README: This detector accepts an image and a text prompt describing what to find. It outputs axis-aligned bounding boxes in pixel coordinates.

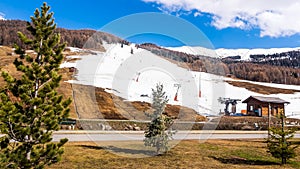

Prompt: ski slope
[165,46,219,58]
[61,44,300,118]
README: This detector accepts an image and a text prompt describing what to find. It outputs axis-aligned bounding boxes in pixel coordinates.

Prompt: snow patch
[66,47,84,53]
[165,46,219,58]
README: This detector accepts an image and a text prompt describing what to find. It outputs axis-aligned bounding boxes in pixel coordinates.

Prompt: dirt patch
[70,84,206,122]
[131,101,206,122]
[226,80,300,95]
[92,88,205,121]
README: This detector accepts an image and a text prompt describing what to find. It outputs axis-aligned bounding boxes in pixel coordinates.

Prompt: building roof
[242,96,290,104]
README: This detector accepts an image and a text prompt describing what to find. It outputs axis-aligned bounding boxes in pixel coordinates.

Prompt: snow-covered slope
[61,43,300,118]
[166,46,300,60]
[216,47,300,60]
[165,46,219,58]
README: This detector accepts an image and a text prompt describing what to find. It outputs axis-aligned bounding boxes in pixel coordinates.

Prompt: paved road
[52,130,300,142]
[2,131,299,142]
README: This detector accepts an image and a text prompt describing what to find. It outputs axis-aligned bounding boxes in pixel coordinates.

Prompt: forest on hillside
[226,63,300,85]
[0,20,123,49]
[0,20,95,47]
[140,43,300,85]
[139,43,229,75]
[222,51,300,85]
[250,51,300,68]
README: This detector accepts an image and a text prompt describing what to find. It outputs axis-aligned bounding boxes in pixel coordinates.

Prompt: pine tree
[130,47,133,54]
[267,114,298,164]
[144,84,174,154]
[0,3,71,168]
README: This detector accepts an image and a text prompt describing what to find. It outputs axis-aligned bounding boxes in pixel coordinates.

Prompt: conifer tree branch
[7,119,17,141]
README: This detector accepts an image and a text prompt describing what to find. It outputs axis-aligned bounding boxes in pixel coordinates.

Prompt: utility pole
[199,67,201,98]
[174,84,181,101]
[281,113,286,164]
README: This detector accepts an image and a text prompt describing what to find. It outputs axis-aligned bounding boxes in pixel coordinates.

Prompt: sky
[1,0,300,49]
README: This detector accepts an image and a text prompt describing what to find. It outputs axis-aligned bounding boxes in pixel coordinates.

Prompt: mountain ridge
[166,45,300,60]
[0,19,124,49]
[1,19,300,85]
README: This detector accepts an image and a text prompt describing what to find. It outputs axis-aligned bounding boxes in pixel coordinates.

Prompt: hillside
[225,62,300,85]
[168,45,300,62]
[60,43,300,118]
[0,46,205,121]
[166,45,300,85]
[1,42,300,121]
[0,20,124,49]
[1,20,300,120]
[139,43,229,75]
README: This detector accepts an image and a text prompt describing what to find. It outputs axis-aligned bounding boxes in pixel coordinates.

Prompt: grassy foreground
[48,139,300,169]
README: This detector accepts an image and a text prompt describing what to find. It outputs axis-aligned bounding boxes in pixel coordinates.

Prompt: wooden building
[242,96,290,117]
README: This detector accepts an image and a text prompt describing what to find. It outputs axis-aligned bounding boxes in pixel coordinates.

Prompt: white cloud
[193,12,202,17]
[0,12,6,20]
[143,0,300,37]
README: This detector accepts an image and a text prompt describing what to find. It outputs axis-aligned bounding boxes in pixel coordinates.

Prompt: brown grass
[92,88,205,121]
[131,101,206,122]
[48,139,300,169]
[0,46,78,118]
[226,80,300,95]
[0,46,20,86]
[57,68,77,118]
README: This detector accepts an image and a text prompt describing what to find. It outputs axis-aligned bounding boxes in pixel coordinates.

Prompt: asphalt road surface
[52,130,300,142]
[2,131,299,142]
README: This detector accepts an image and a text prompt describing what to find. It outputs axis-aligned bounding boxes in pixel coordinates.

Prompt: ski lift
[174,84,181,101]
[136,72,141,82]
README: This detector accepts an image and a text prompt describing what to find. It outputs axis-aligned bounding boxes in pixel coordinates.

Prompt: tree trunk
[282,157,287,164]
[26,136,33,161]
[27,39,43,161]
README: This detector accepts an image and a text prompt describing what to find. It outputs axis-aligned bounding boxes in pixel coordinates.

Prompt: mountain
[165,45,300,85]
[1,21,300,120]
[167,45,300,61]
[1,20,300,85]
[60,43,300,119]
[165,46,218,58]
[0,45,205,122]
[216,47,300,61]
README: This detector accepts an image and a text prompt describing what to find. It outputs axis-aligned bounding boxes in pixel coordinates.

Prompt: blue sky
[1,0,300,49]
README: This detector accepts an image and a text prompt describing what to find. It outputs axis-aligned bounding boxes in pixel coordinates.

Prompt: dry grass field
[48,139,300,169]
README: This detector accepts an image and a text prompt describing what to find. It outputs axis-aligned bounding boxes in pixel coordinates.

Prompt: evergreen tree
[144,84,174,154]
[267,114,298,164]
[0,3,71,168]
[130,47,133,54]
